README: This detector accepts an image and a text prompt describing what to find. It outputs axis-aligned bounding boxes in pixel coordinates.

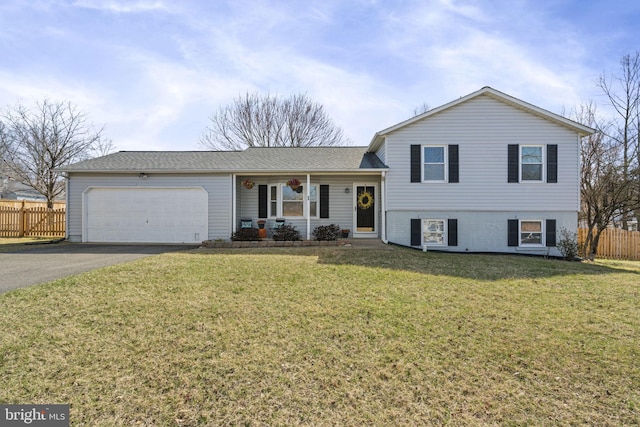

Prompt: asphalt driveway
[0,243,198,293]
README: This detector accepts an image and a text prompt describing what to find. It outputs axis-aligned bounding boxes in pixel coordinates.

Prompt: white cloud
[0,0,629,152]
[72,0,168,13]
[0,70,103,112]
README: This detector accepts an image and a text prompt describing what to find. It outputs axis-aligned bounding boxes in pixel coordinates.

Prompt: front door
[353,184,377,237]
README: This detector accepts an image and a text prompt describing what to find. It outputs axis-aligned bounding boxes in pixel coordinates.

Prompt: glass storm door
[354,184,376,235]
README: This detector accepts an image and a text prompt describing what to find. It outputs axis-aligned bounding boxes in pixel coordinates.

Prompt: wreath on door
[357,190,374,210]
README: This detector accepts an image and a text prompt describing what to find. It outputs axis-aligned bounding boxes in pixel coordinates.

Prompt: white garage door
[85,187,208,243]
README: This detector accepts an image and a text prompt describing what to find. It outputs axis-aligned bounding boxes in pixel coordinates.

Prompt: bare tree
[412,102,431,116]
[0,120,7,168]
[200,92,350,150]
[0,121,12,197]
[89,137,117,158]
[0,99,105,208]
[597,52,640,229]
[575,102,640,258]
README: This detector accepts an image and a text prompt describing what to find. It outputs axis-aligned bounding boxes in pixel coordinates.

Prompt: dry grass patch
[1,246,639,426]
[0,237,63,252]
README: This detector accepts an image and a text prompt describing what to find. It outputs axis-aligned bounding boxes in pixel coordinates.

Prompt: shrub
[557,227,579,260]
[231,228,260,241]
[313,224,341,241]
[272,224,301,241]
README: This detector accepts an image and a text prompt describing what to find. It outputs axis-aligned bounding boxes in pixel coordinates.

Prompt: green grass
[1,246,639,426]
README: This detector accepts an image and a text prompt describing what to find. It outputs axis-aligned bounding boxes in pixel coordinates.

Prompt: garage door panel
[85,187,208,243]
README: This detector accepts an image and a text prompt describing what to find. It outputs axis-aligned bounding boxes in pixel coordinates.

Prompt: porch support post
[381,171,387,244]
[231,174,237,234]
[64,173,70,240]
[306,173,311,240]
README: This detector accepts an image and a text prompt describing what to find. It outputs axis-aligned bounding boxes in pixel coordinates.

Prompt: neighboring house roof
[57,146,388,173]
[368,86,597,152]
[0,176,49,201]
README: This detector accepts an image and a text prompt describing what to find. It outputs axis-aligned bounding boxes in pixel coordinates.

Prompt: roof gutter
[57,168,389,174]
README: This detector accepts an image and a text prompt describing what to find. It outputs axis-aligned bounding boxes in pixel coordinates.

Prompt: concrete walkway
[201,238,393,249]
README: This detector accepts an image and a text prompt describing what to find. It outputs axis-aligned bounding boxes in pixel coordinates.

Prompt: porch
[232,173,386,241]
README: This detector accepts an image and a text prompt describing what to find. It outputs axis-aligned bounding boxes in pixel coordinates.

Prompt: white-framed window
[423,219,446,246]
[423,145,447,182]
[269,184,318,218]
[520,220,543,246]
[269,185,277,217]
[521,145,544,181]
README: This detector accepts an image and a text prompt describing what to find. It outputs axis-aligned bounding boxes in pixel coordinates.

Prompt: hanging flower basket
[357,190,374,210]
[286,178,301,190]
[242,179,255,189]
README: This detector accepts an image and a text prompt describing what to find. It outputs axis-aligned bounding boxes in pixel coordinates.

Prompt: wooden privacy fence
[0,206,66,238]
[0,199,66,210]
[578,228,640,261]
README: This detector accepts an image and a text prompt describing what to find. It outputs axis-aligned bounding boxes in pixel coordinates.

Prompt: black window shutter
[320,185,330,218]
[448,145,459,183]
[508,144,519,183]
[411,219,422,246]
[410,145,421,183]
[546,219,556,247]
[258,185,267,218]
[448,219,458,246]
[508,219,519,246]
[547,144,558,183]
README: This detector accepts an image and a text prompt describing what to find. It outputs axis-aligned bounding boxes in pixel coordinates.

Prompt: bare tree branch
[1,99,106,208]
[89,137,117,158]
[574,101,640,258]
[412,102,431,116]
[597,51,640,229]
[200,92,350,150]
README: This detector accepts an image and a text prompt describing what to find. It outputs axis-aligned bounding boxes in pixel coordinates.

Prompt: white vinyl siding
[387,210,574,257]
[374,144,386,164]
[384,94,580,212]
[66,173,231,242]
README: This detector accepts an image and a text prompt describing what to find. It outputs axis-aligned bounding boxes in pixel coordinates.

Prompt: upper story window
[411,144,458,183]
[423,145,447,182]
[521,146,544,181]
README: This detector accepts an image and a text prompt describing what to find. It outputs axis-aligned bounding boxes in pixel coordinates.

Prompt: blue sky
[1,0,638,151]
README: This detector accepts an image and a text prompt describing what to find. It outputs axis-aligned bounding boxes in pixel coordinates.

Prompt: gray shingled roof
[57,146,388,173]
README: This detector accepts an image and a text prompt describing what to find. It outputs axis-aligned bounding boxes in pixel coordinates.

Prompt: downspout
[306,173,311,240]
[381,170,388,244]
[576,134,581,222]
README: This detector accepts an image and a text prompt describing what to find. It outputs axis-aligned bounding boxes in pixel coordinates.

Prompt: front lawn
[0,247,638,426]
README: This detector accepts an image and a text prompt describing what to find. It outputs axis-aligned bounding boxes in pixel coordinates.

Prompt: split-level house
[58,87,594,256]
